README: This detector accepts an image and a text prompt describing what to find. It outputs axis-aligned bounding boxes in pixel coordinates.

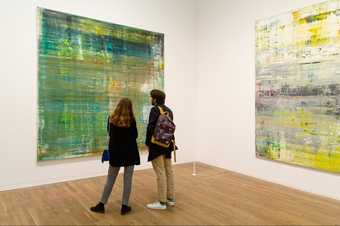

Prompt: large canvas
[38,8,164,161]
[256,0,340,173]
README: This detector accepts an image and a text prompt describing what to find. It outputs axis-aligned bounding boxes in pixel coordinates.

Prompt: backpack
[151,106,176,148]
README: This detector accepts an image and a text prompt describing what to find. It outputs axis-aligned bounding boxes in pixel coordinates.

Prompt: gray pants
[100,165,134,206]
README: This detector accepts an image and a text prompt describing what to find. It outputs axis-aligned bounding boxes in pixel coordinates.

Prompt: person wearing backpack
[90,98,140,215]
[145,89,176,210]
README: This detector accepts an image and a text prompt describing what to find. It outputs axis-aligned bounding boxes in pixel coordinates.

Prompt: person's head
[110,98,135,127]
[150,89,166,106]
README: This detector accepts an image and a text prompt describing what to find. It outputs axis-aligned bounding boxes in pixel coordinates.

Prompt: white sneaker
[166,199,176,206]
[146,201,167,210]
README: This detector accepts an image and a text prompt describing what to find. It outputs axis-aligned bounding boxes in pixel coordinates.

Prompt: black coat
[145,105,175,161]
[108,119,140,167]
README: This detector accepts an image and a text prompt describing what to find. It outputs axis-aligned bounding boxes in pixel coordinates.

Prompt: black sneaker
[90,202,105,213]
[120,205,131,215]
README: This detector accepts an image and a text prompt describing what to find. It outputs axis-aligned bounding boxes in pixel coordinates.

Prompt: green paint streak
[38,8,164,161]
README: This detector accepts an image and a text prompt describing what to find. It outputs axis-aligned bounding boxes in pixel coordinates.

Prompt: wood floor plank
[1,162,340,225]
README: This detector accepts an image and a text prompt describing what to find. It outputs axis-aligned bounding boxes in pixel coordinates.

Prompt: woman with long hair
[90,98,140,215]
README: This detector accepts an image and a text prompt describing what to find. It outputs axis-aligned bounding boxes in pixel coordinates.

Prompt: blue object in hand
[101,149,110,163]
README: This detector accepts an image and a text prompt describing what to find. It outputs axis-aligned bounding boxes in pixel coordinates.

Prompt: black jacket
[145,105,175,161]
[108,119,140,167]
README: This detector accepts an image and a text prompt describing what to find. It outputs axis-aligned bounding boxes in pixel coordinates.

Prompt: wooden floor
[1,162,340,225]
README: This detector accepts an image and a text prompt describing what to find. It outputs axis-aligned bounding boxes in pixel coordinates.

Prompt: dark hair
[150,89,166,105]
[109,98,135,128]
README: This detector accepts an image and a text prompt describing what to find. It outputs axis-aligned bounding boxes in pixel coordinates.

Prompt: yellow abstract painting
[256,0,340,173]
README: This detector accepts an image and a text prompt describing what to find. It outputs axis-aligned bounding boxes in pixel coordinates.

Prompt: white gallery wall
[196,0,340,200]
[1,0,340,202]
[0,0,197,191]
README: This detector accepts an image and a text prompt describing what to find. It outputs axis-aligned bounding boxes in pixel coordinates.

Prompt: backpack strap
[157,106,168,116]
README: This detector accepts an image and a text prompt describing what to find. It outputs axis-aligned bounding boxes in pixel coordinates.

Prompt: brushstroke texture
[38,8,164,161]
[256,0,340,173]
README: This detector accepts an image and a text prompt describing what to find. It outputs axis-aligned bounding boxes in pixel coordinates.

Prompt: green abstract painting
[256,0,340,173]
[37,8,164,161]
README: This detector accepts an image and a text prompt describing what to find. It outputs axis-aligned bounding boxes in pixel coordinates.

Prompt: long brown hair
[109,98,135,128]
